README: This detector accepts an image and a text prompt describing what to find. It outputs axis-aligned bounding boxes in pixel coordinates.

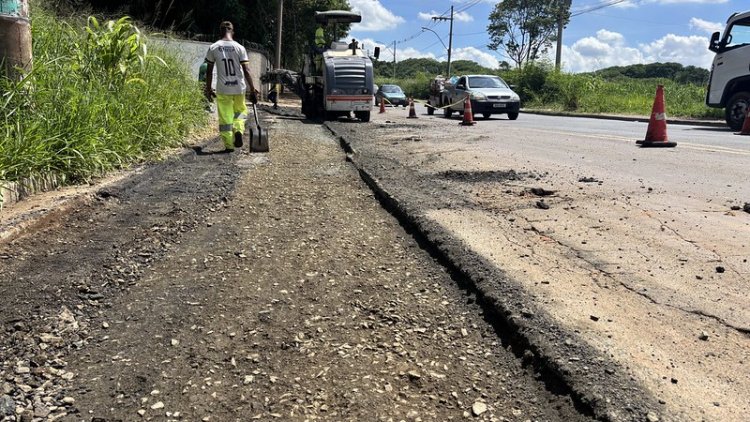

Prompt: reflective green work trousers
[216,94,247,150]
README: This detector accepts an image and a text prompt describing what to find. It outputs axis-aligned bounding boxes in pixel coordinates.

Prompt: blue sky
[346,0,742,72]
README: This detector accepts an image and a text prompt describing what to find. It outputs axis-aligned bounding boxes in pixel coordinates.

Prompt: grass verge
[377,66,723,120]
[0,8,207,205]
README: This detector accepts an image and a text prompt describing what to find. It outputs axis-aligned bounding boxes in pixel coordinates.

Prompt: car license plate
[493,103,506,108]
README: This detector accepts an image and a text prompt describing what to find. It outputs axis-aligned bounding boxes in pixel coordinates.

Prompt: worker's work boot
[234,131,243,148]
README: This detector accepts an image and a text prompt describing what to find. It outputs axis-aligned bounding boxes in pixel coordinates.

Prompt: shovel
[249,103,269,153]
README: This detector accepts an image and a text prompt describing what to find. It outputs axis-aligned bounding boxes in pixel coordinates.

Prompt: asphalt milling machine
[263,11,379,122]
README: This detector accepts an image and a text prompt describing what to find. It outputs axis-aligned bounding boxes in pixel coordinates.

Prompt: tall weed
[379,63,722,119]
[0,9,206,190]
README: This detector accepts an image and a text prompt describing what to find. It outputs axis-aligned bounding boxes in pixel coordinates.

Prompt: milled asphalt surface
[0,100,744,420]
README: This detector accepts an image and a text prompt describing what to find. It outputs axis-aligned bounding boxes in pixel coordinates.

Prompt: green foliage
[0,8,206,188]
[377,59,720,119]
[376,72,432,99]
[54,0,352,71]
[591,62,709,85]
[373,58,500,80]
[77,16,165,86]
[501,65,721,118]
[487,0,570,68]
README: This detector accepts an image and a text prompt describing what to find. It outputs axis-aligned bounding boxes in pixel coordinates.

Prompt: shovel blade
[250,127,269,153]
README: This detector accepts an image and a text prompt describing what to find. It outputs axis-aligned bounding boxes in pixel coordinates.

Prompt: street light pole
[393,40,396,79]
[0,0,32,80]
[421,26,451,76]
[431,6,454,77]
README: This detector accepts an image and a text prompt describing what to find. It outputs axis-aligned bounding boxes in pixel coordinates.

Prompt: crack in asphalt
[527,214,750,337]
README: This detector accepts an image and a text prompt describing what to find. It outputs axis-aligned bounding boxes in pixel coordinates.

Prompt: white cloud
[557,29,714,72]
[454,11,474,22]
[561,30,644,72]
[690,17,723,34]
[349,0,405,32]
[418,10,473,22]
[357,38,436,62]
[595,0,727,10]
[650,0,727,3]
[450,47,500,69]
[398,47,438,61]
[359,40,498,69]
[639,34,714,67]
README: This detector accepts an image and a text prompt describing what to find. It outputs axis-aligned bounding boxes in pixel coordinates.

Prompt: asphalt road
[421,104,750,202]
[333,105,750,421]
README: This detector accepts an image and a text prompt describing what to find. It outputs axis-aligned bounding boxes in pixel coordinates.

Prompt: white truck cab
[707,11,750,130]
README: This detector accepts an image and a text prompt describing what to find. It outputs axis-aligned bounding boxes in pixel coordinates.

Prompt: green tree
[51,0,351,71]
[487,0,570,68]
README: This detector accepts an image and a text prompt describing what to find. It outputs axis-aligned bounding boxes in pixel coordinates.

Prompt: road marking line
[519,128,750,155]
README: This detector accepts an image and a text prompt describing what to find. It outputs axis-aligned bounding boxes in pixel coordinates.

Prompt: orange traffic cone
[379,98,386,114]
[460,96,476,126]
[735,108,750,135]
[639,85,676,147]
[407,98,418,119]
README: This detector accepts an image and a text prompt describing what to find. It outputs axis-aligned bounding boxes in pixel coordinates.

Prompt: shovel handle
[252,103,261,129]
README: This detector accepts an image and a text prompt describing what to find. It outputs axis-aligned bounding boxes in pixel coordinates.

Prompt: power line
[572,0,633,17]
[454,0,483,15]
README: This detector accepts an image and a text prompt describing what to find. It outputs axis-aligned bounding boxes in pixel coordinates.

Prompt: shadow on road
[686,126,734,133]
[192,146,232,156]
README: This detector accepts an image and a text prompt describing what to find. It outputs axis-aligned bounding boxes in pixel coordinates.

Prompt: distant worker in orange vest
[204,21,258,152]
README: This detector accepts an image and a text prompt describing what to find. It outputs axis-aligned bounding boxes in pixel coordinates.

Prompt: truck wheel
[355,111,371,122]
[507,112,519,120]
[443,105,452,118]
[725,91,750,131]
[427,103,434,115]
[482,113,491,119]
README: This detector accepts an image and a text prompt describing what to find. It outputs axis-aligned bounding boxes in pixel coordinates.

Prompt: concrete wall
[151,37,270,96]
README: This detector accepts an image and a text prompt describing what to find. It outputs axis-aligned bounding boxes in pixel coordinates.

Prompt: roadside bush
[501,63,550,104]
[0,9,206,191]
[376,71,431,99]
[502,65,721,119]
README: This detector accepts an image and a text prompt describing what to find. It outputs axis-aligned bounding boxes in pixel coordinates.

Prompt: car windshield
[468,76,507,89]
[382,85,403,93]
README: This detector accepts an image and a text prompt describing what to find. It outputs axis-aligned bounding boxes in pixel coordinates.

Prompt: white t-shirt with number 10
[205,40,249,95]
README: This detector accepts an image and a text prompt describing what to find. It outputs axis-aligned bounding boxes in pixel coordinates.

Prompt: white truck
[707,11,750,130]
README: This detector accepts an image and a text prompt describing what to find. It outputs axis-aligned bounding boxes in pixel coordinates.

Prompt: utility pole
[555,0,571,71]
[432,6,454,77]
[273,0,283,97]
[275,0,283,69]
[0,0,32,80]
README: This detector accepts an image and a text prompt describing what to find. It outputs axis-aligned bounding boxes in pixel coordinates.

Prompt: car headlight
[510,94,520,101]
[470,91,487,100]
[330,89,343,95]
